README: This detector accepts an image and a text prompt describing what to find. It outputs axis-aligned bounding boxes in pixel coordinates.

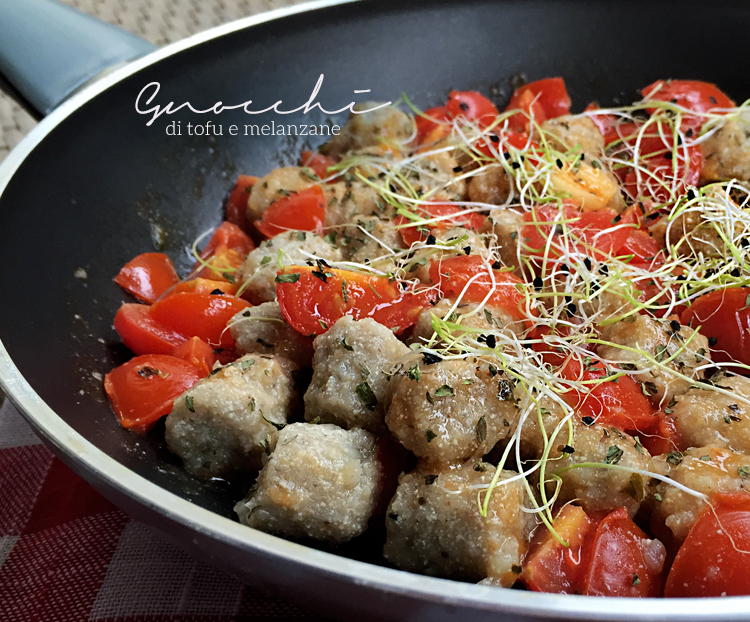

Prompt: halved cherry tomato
[507,78,571,131]
[255,186,326,238]
[171,336,216,377]
[103,354,202,433]
[521,505,597,594]
[300,151,337,180]
[225,175,257,232]
[429,255,532,326]
[641,80,735,130]
[150,292,251,348]
[276,266,436,336]
[522,203,631,261]
[395,203,485,247]
[415,106,451,145]
[113,303,187,355]
[114,253,179,304]
[665,493,750,597]
[558,358,658,432]
[582,507,666,597]
[169,277,239,297]
[192,221,254,283]
[680,287,750,365]
[445,91,498,127]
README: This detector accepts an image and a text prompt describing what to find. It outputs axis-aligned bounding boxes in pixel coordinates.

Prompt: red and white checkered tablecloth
[0,399,330,622]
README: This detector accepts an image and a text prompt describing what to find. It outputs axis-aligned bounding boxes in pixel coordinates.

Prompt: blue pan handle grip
[0,0,156,118]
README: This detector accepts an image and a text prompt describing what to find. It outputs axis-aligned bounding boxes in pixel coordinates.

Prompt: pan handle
[0,0,156,119]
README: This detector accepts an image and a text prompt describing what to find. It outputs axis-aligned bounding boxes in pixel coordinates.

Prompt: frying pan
[1,0,750,619]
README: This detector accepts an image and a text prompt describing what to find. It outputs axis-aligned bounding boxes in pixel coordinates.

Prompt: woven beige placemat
[0,0,309,162]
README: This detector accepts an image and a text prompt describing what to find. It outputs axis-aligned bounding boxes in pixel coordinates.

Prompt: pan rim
[1,0,749,618]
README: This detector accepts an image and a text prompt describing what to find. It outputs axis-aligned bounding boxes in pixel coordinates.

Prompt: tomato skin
[276,266,436,336]
[200,220,254,257]
[680,287,750,365]
[639,412,682,456]
[395,203,485,247]
[507,78,571,131]
[445,91,498,127]
[225,175,257,232]
[415,106,451,145]
[607,123,703,202]
[618,203,648,230]
[641,80,735,120]
[584,102,617,137]
[428,255,531,326]
[558,358,658,432]
[521,505,597,594]
[169,277,239,297]
[617,229,662,263]
[171,336,216,377]
[103,354,202,433]
[192,221,254,283]
[582,507,666,597]
[522,203,631,261]
[665,493,750,597]
[114,253,179,304]
[150,292,251,349]
[255,186,326,238]
[113,303,187,355]
[300,151,337,180]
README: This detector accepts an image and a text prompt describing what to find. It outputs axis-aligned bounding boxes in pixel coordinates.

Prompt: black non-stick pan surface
[2,1,750,620]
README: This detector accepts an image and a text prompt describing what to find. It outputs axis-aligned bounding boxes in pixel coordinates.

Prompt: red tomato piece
[150,292,251,349]
[521,505,597,594]
[584,102,617,137]
[395,203,485,247]
[522,203,631,261]
[429,255,532,326]
[507,77,571,131]
[276,266,436,336]
[582,507,667,597]
[558,358,658,432]
[415,106,451,145]
[171,336,216,377]
[103,354,202,433]
[169,277,239,297]
[623,143,702,203]
[617,230,662,263]
[680,287,750,365]
[225,175,257,232]
[113,303,187,355]
[618,202,648,230]
[445,91,498,127]
[255,186,326,238]
[640,412,682,456]
[114,252,179,304]
[192,221,255,283]
[641,79,735,128]
[200,220,255,257]
[607,123,703,202]
[300,150,337,180]
[665,493,750,597]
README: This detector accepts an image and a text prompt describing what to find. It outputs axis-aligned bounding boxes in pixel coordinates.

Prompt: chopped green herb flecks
[355,382,378,411]
[275,272,301,284]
